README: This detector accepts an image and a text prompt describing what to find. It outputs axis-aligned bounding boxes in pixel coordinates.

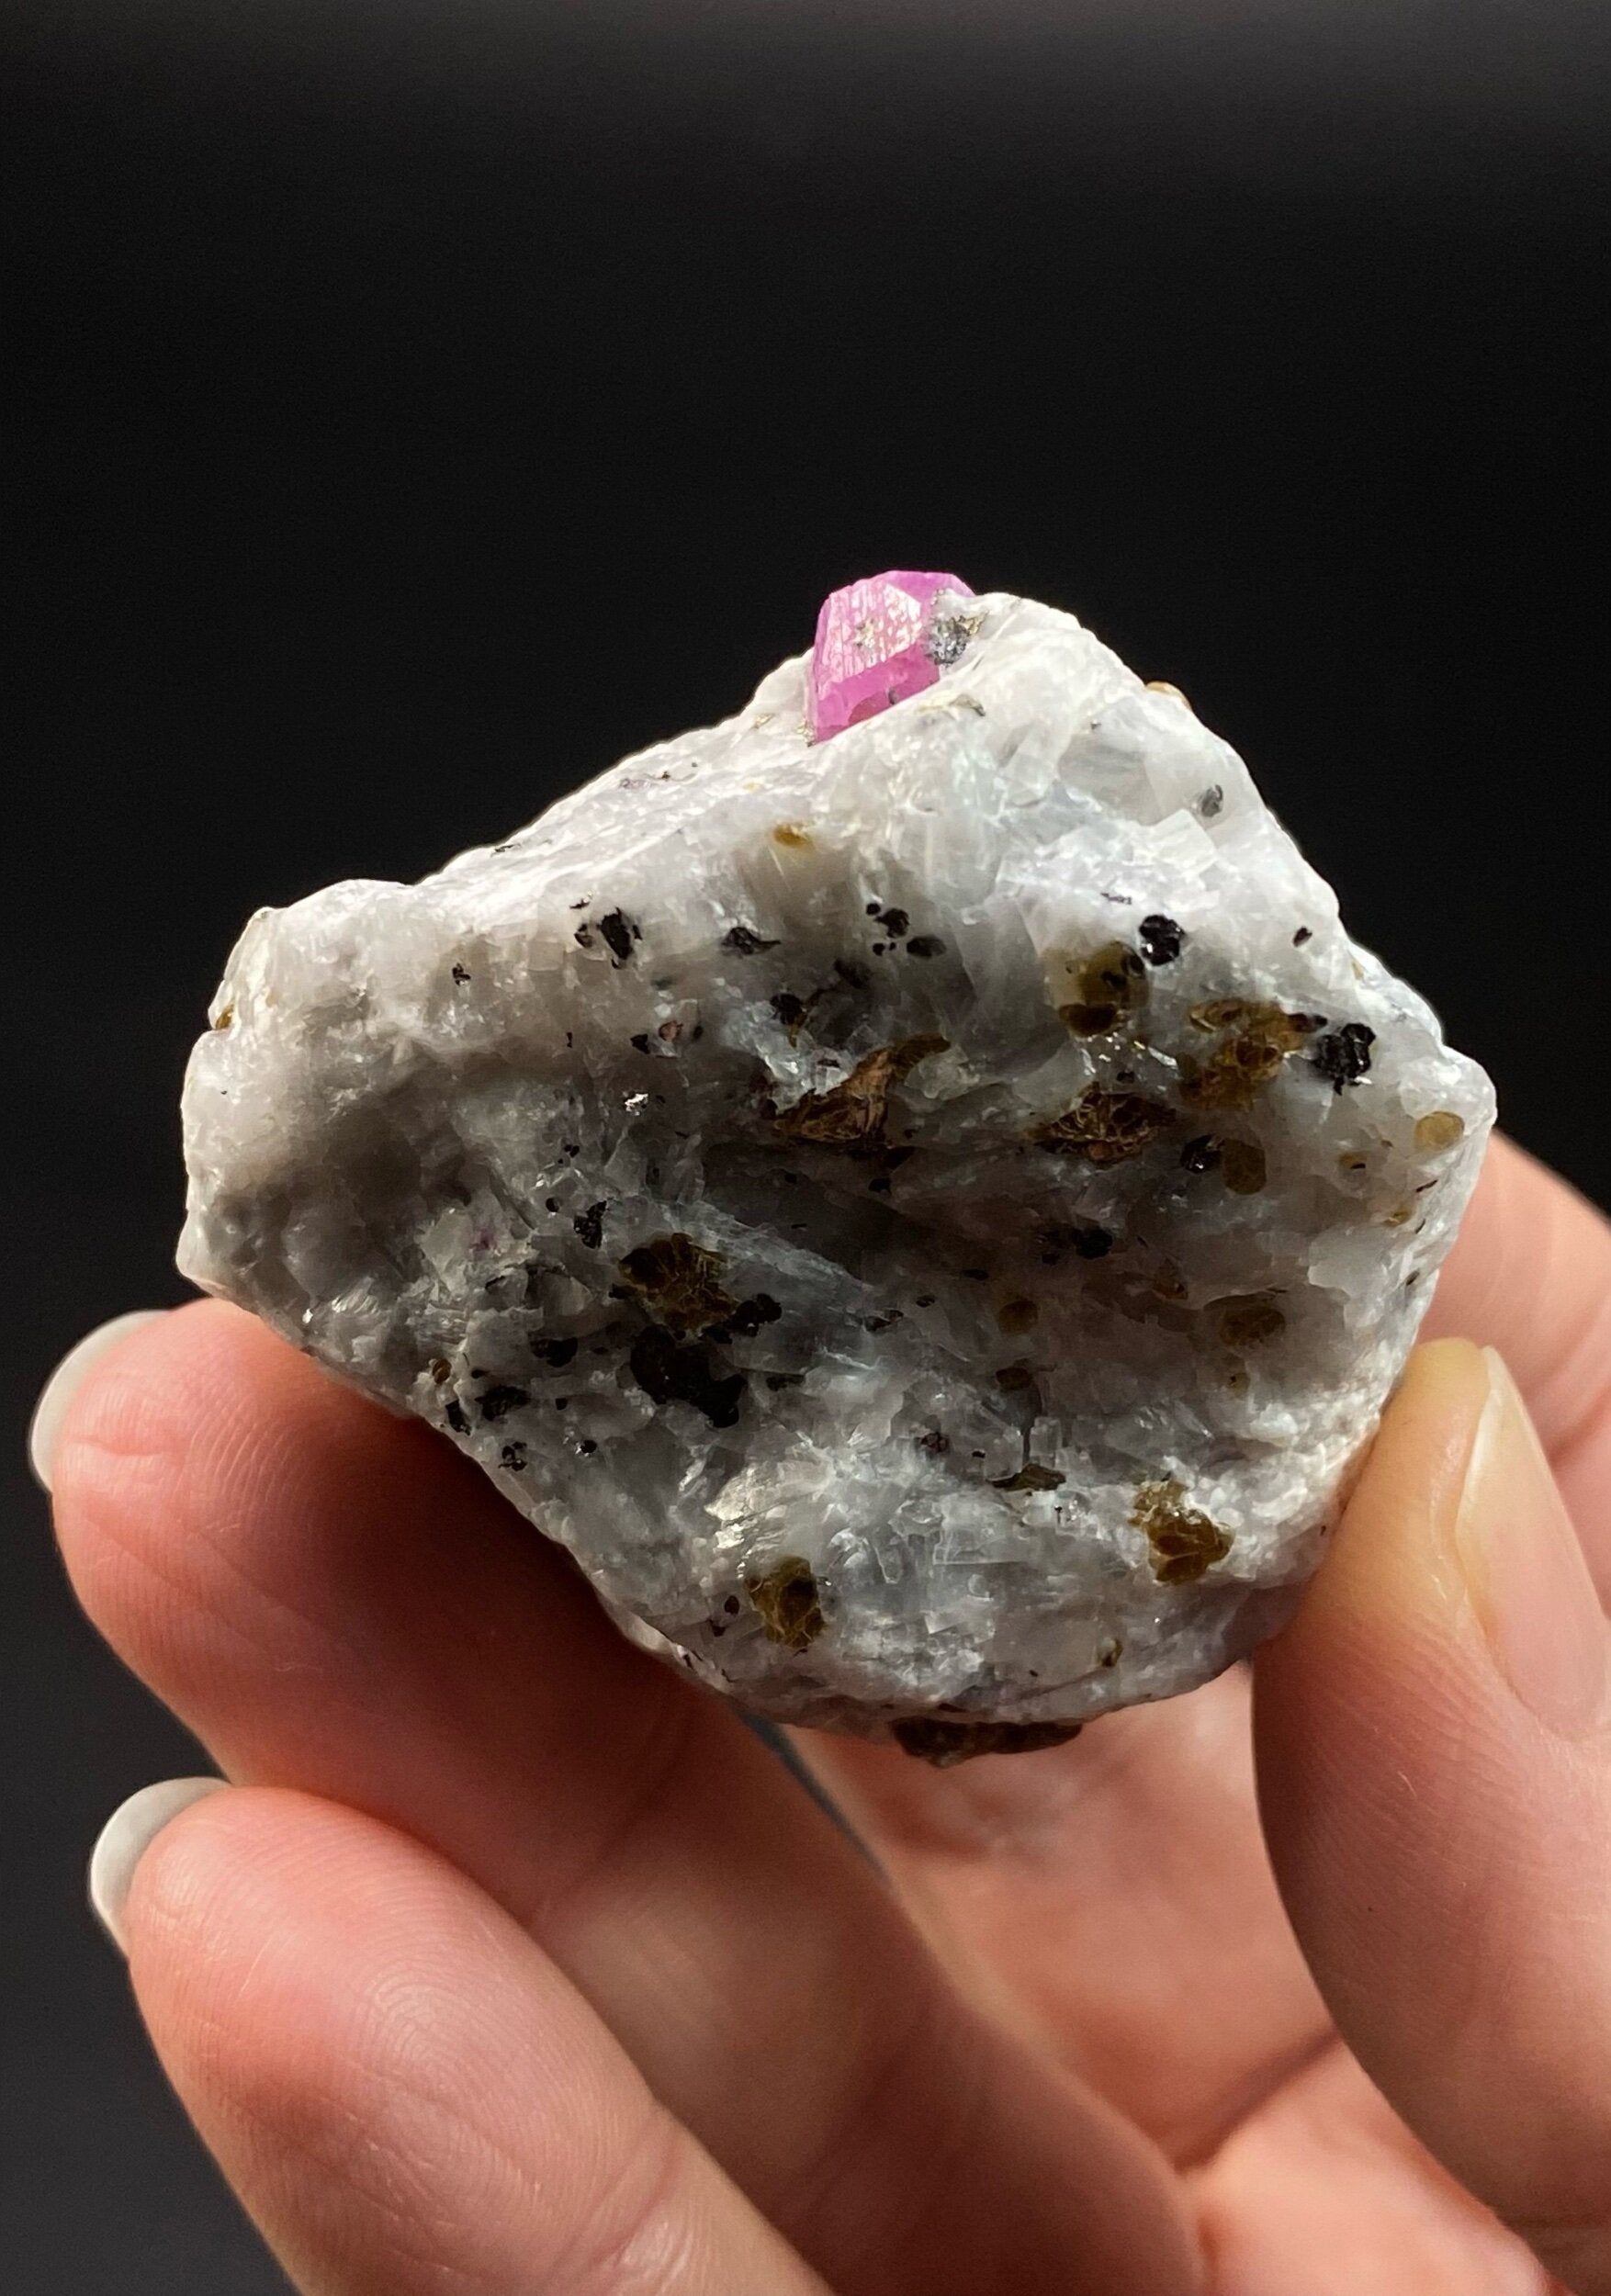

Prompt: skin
[44,1131,1611,2294]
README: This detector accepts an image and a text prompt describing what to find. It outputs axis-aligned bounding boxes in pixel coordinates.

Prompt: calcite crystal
[179,584,1493,1754]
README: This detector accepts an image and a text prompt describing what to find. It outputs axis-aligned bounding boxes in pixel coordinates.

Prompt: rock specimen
[179,580,1493,1755]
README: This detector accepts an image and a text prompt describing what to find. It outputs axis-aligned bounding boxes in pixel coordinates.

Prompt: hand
[39,1133,1611,2295]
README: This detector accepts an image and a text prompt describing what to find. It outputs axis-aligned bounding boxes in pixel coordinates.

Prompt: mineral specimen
[178,581,1493,1750]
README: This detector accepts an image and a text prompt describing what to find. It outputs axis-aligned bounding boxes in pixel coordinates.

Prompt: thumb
[1256,1339,1611,2295]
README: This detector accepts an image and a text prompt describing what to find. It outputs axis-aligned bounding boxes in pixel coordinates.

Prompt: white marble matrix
[179,592,1493,1754]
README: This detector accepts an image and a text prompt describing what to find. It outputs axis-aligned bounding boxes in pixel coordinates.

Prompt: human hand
[36,1133,1611,2294]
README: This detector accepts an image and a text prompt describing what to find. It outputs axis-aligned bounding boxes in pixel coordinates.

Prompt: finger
[51,1302,1201,2296]
[1424,1134,1611,1580]
[118,1784,832,2296]
[1191,2041,1556,2296]
[790,1673,1331,2166]
[1256,1339,1611,2294]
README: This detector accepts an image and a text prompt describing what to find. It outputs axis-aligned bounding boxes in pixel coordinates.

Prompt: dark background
[4,3,1607,2287]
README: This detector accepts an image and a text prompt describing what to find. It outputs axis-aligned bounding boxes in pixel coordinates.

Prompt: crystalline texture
[806,570,974,739]
[179,588,1493,1756]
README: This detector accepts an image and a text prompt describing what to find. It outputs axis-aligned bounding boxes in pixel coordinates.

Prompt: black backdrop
[4,5,1608,2288]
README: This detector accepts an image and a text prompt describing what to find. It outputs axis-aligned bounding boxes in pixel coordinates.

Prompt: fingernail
[1454,1347,1607,1738]
[29,1312,169,1491]
[89,1778,230,1954]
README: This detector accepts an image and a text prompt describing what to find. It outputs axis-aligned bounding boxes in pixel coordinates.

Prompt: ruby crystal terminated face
[806,570,974,741]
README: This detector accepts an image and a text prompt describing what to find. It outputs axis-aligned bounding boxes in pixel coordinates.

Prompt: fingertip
[47,1299,261,1516]
[29,1310,173,1491]
[1344,1336,1491,1552]
[46,1297,442,1697]
[1425,1134,1611,1455]
[90,1776,231,1955]
[1265,1339,1491,1675]
[46,1300,270,1644]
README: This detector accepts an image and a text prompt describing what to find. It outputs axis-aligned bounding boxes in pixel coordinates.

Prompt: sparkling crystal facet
[806,569,974,741]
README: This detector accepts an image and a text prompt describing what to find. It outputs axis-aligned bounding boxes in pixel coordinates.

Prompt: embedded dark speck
[573,1201,607,1249]
[1312,1023,1377,1093]
[722,924,780,955]
[1138,915,1184,966]
[879,907,910,938]
[726,1294,783,1339]
[993,1461,1065,1492]
[630,1326,745,1427]
[1292,926,1313,946]
[1198,784,1224,818]
[445,1399,469,1435]
[629,1033,652,1053]
[907,935,947,960]
[599,911,638,963]
[535,1336,579,1367]
[478,1384,529,1424]
[451,962,471,985]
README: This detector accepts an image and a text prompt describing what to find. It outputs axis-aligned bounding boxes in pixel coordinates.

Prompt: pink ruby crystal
[806,570,974,741]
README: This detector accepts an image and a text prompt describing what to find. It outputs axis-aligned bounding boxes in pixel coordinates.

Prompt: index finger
[1422,1133,1611,1580]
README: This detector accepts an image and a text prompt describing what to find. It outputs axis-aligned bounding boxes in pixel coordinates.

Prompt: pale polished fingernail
[1453,1346,1608,1738]
[89,1779,230,1954]
[28,1312,169,1491]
